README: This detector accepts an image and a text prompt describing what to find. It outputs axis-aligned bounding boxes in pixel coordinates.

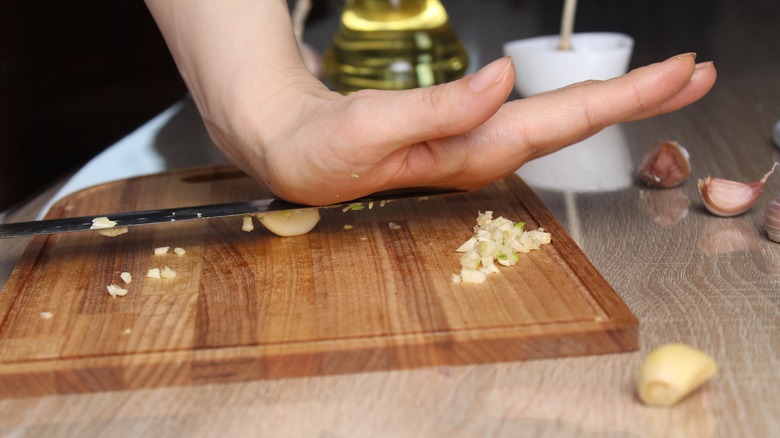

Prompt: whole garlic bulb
[765,195,780,242]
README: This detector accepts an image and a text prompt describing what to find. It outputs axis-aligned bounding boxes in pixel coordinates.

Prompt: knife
[0,188,464,239]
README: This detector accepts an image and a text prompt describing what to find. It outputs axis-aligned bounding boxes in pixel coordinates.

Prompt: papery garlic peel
[697,162,778,217]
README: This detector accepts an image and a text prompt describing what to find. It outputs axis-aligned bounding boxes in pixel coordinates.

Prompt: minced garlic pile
[452,211,551,284]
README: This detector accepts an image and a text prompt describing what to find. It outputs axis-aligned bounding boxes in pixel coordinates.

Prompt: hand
[221,53,716,205]
[145,1,716,205]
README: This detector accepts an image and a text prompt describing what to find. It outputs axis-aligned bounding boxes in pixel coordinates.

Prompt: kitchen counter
[1,1,779,436]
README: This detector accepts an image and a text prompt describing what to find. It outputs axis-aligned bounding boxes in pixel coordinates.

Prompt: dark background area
[0,2,188,212]
[0,1,338,213]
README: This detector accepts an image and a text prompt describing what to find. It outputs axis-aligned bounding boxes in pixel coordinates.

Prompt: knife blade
[0,188,464,239]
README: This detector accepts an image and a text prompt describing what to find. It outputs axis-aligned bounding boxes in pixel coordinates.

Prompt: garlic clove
[638,140,691,188]
[637,343,718,407]
[257,208,321,237]
[765,195,780,242]
[697,162,778,217]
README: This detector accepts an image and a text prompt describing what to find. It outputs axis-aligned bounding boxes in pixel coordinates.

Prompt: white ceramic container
[503,32,634,97]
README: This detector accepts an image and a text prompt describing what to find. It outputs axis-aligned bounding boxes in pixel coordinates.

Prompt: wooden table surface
[2,1,779,436]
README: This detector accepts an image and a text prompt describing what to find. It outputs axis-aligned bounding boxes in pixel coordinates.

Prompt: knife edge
[0,188,464,239]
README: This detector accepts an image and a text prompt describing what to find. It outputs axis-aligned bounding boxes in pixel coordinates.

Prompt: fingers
[626,60,716,122]
[259,52,717,205]
[478,53,716,163]
[337,57,516,151]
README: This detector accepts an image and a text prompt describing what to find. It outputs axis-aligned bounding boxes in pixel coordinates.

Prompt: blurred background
[2,0,775,213]
[0,2,187,212]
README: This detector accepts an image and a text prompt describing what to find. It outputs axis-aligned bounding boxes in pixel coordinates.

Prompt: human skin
[145,0,717,205]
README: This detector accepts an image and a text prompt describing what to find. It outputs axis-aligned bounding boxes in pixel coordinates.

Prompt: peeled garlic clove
[637,343,718,407]
[697,162,778,217]
[638,140,691,188]
[765,195,780,242]
[257,208,321,237]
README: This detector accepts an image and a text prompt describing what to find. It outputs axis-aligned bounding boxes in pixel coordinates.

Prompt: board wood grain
[0,166,637,397]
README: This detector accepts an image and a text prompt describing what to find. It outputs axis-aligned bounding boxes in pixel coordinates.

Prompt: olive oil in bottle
[324,0,469,94]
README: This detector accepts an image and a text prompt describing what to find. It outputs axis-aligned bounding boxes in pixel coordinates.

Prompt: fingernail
[691,61,714,79]
[469,57,512,93]
[667,52,697,61]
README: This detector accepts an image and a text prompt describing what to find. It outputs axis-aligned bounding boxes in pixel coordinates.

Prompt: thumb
[341,57,515,149]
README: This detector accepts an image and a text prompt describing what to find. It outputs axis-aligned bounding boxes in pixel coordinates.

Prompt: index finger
[478,53,716,164]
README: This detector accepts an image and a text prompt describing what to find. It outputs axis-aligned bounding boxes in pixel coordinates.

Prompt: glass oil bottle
[323,0,469,93]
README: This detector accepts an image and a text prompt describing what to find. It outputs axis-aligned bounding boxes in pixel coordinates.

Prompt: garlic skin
[697,163,778,217]
[638,140,691,188]
[765,195,780,242]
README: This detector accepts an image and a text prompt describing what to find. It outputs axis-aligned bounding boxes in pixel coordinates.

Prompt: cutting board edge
[0,319,638,398]
[502,177,637,321]
[41,165,247,220]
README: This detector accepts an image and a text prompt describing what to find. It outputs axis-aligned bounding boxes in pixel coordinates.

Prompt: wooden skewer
[558,0,578,50]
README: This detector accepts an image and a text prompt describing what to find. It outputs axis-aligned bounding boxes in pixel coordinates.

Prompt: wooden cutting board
[0,166,637,397]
